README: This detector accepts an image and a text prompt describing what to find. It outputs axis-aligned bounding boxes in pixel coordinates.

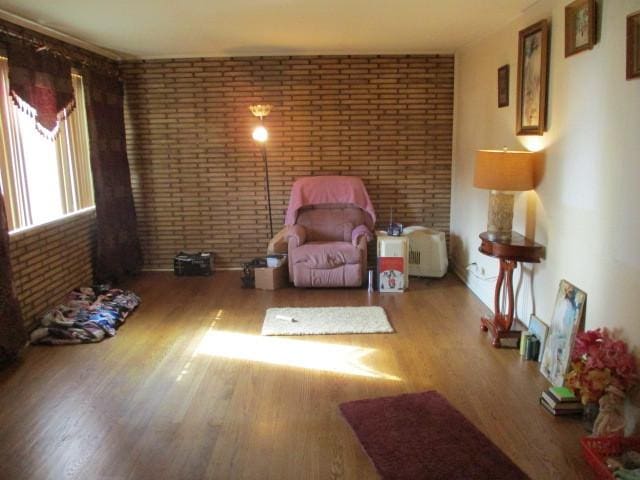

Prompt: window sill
[9,206,96,238]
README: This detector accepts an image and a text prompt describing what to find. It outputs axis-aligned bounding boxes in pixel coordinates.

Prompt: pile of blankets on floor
[30,286,141,345]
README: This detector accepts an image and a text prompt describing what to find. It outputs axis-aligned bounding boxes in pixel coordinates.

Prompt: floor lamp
[249,104,273,238]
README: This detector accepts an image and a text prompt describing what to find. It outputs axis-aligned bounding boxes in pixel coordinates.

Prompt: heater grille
[403,226,448,277]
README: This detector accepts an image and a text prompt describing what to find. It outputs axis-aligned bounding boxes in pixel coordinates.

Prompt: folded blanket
[284,176,376,226]
[30,286,140,345]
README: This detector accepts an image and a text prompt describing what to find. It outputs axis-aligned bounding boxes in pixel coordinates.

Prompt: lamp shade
[473,150,536,191]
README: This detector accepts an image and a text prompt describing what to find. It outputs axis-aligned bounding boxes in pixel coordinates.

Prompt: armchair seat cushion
[290,242,361,270]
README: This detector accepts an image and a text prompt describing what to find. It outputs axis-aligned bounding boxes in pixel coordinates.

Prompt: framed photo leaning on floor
[528,314,549,362]
[540,280,586,387]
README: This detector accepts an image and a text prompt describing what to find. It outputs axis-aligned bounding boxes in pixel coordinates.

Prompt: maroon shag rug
[339,391,528,480]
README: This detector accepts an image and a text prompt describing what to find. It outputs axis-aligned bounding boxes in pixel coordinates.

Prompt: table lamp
[473,149,536,241]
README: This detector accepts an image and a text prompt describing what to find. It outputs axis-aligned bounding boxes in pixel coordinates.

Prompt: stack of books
[540,386,584,416]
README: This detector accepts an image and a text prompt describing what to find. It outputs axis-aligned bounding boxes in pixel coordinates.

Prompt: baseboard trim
[141,267,242,272]
[452,260,528,330]
[451,260,475,291]
[451,260,493,316]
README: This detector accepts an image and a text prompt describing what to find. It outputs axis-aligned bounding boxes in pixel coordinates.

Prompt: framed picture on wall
[628,10,640,80]
[565,0,597,57]
[516,20,550,136]
[539,280,587,387]
[498,64,509,108]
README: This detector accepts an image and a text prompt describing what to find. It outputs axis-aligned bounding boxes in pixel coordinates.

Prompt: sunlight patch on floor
[176,308,224,382]
[195,329,401,381]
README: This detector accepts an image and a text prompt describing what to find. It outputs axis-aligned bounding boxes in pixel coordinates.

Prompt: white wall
[451,0,640,347]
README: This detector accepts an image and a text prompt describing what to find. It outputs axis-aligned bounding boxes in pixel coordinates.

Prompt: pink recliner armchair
[280,176,376,288]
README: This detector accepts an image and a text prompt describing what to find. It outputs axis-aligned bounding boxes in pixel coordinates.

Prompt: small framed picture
[628,10,640,80]
[565,0,597,57]
[528,314,548,362]
[516,20,550,136]
[539,280,587,387]
[498,64,509,108]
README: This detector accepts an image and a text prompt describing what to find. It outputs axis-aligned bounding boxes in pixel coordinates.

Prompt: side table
[478,231,544,347]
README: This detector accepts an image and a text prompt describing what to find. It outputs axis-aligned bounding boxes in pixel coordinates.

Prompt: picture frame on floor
[628,10,640,80]
[516,19,550,136]
[540,280,586,386]
[528,314,548,362]
[565,0,597,57]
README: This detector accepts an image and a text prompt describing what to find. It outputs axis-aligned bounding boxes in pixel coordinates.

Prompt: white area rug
[261,306,394,336]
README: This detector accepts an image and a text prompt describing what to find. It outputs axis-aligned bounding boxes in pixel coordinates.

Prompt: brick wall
[120,55,454,270]
[9,209,96,329]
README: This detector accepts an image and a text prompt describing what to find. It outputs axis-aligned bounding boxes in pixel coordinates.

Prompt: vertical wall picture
[628,10,640,80]
[565,0,597,57]
[498,64,509,107]
[540,280,587,386]
[516,20,550,136]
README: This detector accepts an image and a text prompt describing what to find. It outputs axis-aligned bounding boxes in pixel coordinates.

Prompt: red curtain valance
[7,42,75,137]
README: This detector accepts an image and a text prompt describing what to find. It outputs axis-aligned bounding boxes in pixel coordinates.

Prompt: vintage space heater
[403,226,448,278]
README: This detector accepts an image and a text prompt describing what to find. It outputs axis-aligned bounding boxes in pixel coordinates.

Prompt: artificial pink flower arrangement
[565,328,638,404]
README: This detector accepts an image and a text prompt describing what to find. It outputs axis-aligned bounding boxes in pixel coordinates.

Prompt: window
[0,58,94,231]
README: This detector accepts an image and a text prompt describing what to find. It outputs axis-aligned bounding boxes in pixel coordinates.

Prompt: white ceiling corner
[0,0,539,59]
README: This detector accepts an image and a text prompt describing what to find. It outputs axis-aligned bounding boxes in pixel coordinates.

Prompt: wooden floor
[0,272,592,480]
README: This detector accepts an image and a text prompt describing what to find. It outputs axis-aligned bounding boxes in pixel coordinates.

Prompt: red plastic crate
[581,436,640,480]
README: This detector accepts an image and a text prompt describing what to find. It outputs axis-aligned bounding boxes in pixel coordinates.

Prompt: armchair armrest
[267,227,289,254]
[285,225,307,249]
[352,224,373,247]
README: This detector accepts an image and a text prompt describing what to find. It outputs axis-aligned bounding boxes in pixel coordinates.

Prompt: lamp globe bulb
[252,126,268,142]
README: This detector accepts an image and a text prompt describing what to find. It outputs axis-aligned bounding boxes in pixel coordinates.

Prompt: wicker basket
[581,436,640,480]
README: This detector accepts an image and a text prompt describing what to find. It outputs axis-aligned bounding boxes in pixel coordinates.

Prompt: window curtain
[0,59,31,229]
[56,74,93,213]
[83,69,141,281]
[7,42,75,138]
[0,190,26,364]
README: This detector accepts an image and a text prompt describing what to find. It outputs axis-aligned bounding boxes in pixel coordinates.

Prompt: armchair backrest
[296,204,368,242]
[284,176,376,230]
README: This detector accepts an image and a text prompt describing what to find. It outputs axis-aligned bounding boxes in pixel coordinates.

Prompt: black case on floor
[173,252,213,276]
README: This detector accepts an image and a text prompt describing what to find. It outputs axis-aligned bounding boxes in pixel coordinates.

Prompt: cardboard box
[377,234,409,292]
[378,256,405,292]
[254,263,289,290]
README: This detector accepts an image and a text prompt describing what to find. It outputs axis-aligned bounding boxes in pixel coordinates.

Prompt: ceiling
[0,0,539,60]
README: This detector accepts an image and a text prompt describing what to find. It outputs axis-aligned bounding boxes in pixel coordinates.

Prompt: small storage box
[377,233,409,292]
[255,263,288,290]
[173,252,213,276]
